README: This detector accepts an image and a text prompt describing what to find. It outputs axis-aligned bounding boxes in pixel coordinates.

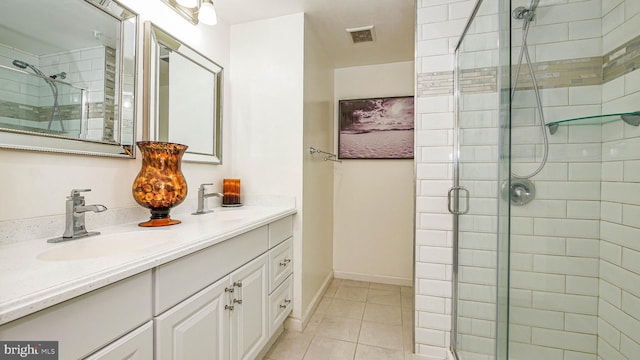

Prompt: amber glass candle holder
[132,141,188,227]
[222,178,241,206]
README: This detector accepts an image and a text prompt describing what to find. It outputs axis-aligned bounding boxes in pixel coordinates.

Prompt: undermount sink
[37,230,178,261]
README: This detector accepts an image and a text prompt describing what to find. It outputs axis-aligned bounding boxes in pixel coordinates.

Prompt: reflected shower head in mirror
[11,59,64,131]
[12,59,46,77]
[12,59,28,69]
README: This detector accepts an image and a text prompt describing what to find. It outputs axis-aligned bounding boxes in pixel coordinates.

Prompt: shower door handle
[447,186,469,215]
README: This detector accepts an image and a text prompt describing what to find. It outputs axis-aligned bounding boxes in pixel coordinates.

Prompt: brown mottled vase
[132,141,188,227]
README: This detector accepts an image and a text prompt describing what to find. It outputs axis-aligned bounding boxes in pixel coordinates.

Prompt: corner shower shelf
[546,111,640,135]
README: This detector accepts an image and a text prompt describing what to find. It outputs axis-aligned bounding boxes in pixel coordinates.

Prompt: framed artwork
[338,96,414,159]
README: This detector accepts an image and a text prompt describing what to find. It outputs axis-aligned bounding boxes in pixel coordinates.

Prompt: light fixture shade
[176,0,198,8]
[199,0,217,25]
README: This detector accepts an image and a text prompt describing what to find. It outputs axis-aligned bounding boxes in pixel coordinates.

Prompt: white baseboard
[333,271,413,287]
[284,270,333,332]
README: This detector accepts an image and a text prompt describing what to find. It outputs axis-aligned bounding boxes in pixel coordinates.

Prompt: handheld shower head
[12,59,29,69]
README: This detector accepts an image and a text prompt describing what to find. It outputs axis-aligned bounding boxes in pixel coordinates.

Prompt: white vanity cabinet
[0,271,152,360]
[155,254,269,360]
[153,214,293,359]
[0,212,295,360]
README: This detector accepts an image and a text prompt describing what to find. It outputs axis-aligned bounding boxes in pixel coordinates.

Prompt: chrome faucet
[48,189,107,243]
[192,183,223,215]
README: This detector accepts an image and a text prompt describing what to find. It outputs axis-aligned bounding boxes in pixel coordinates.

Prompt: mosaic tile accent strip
[0,100,87,123]
[513,57,603,91]
[417,34,640,97]
[0,102,39,121]
[103,46,116,142]
[417,71,454,96]
[460,67,498,93]
[0,99,101,126]
[603,33,640,83]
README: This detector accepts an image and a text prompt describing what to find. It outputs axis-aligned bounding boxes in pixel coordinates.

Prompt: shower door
[452,0,511,359]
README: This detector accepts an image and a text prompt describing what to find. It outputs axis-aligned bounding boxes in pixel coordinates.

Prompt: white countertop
[0,205,296,325]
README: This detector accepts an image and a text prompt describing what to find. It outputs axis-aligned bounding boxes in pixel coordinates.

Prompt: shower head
[12,59,29,69]
[12,59,54,79]
[513,0,540,21]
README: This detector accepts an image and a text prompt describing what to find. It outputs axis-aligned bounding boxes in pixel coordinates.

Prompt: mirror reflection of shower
[511,0,549,180]
[12,59,66,131]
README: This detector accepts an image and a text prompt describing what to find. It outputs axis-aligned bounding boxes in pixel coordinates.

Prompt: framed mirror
[0,0,138,158]
[144,22,223,164]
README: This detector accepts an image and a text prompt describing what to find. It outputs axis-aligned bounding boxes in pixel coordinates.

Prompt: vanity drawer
[269,275,293,336]
[268,216,293,248]
[85,321,153,360]
[269,237,293,293]
[0,271,152,360]
[154,226,268,315]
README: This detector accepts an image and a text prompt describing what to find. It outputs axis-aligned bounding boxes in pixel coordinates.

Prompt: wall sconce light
[199,0,218,25]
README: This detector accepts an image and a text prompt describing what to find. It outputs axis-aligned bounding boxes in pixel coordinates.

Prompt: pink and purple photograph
[338,96,414,159]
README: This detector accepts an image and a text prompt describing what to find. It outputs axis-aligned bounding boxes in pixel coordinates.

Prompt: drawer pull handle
[233,281,243,288]
[279,304,287,309]
[284,299,291,304]
[279,259,292,266]
[225,287,234,293]
[233,299,243,304]
[225,305,234,311]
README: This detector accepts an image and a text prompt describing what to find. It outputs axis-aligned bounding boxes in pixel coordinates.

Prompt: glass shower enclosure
[451,0,640,359]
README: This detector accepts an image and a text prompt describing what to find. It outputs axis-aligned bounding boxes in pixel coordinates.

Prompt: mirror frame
[159,0,201,25]
[0,0,139,158]
[144,21,223,164]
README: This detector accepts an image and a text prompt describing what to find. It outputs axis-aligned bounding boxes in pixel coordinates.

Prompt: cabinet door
[155,276,231,360]
[229,254,269,360]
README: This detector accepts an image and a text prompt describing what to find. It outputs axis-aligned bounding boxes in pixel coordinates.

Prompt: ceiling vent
[346,25,375,44]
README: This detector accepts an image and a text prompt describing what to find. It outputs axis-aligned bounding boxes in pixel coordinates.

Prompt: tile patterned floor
[265,278,424,360]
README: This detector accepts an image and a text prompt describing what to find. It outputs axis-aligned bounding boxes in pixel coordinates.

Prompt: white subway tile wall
[415,0,470,357]
[600,1,640,358]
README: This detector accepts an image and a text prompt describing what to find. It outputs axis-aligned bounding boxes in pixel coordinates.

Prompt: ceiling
[213,0,416,68]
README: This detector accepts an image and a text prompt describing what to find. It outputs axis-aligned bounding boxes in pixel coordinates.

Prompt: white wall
[333,61,415,286]
[301,16,335,325]
[231,13,335,327]
[0,1,231,243]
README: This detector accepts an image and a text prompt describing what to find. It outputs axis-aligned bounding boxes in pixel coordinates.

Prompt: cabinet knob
[225,287,234,293]
[284,299,291,304]
[233,281,243,288]
[233,298,243,304]
[279,304,287,309]
[225,305,234,311]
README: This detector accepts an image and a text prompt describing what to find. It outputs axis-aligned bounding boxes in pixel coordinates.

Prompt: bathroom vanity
[0,206,295,359]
